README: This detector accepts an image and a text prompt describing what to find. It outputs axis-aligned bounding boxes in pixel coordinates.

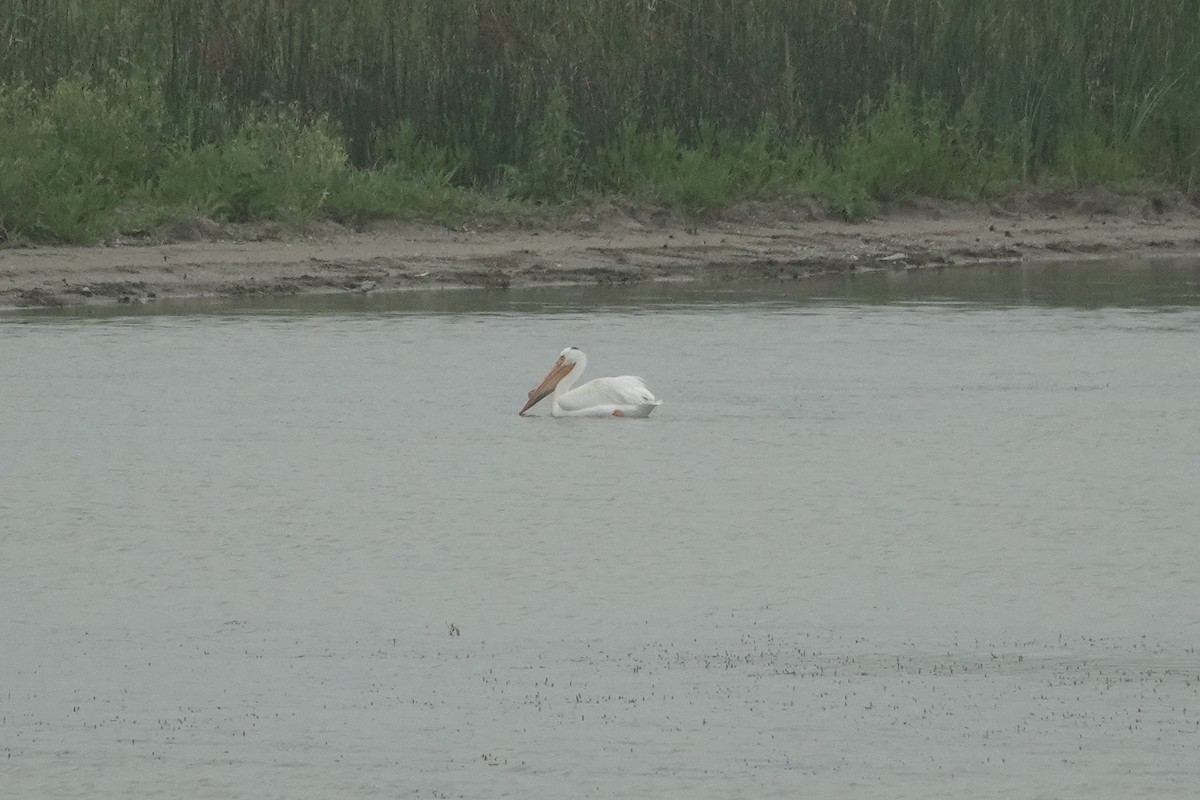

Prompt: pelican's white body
[552,374,660,417]
[521,347,661,418]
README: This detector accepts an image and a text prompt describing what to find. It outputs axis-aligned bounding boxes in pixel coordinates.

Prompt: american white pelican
[519,347,661,418]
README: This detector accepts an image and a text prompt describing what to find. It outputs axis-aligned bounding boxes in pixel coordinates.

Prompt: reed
[2,0,1198,240]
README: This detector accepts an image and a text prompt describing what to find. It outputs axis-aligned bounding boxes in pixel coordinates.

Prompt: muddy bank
[3,189,1199,309]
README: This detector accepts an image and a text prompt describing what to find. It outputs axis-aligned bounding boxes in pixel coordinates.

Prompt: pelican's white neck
[550,352,586,413]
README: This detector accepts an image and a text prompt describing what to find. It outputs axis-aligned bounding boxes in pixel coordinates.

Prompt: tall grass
[2,0,1198,241]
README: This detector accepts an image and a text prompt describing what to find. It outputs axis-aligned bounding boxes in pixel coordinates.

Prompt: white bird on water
[519,347,661,418]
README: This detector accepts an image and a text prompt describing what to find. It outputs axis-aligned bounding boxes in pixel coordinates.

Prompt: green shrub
[0,78,167,241]
[153,108,347,222]
[1056,130,1143,187]
[506,86,583,202]
[595,118,823,210]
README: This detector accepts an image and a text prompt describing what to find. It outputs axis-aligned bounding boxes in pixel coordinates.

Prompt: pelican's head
[519,347,585,415]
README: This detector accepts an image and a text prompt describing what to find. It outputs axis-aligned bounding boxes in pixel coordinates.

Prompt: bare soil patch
[3,189,1198,309]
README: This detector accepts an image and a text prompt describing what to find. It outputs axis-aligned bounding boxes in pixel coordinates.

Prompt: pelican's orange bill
[519,356,573,415]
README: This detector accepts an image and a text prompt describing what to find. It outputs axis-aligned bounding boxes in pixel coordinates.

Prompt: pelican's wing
[557,376,660,415]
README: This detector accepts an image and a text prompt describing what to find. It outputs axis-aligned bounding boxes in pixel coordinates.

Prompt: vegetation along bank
[2,0,1199,247]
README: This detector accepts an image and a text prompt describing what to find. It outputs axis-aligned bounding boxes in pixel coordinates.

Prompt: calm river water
[3,260,1199,798]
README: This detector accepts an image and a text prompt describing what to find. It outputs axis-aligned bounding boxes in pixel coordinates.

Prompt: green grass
[2,0,1198,242]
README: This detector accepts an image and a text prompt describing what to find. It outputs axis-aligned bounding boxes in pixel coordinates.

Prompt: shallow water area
[3,259,1199,798]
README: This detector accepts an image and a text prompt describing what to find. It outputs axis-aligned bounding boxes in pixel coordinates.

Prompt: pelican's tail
[622,401,662,418]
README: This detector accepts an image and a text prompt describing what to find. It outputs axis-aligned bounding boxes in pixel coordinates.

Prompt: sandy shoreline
[3,190,1198,309]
